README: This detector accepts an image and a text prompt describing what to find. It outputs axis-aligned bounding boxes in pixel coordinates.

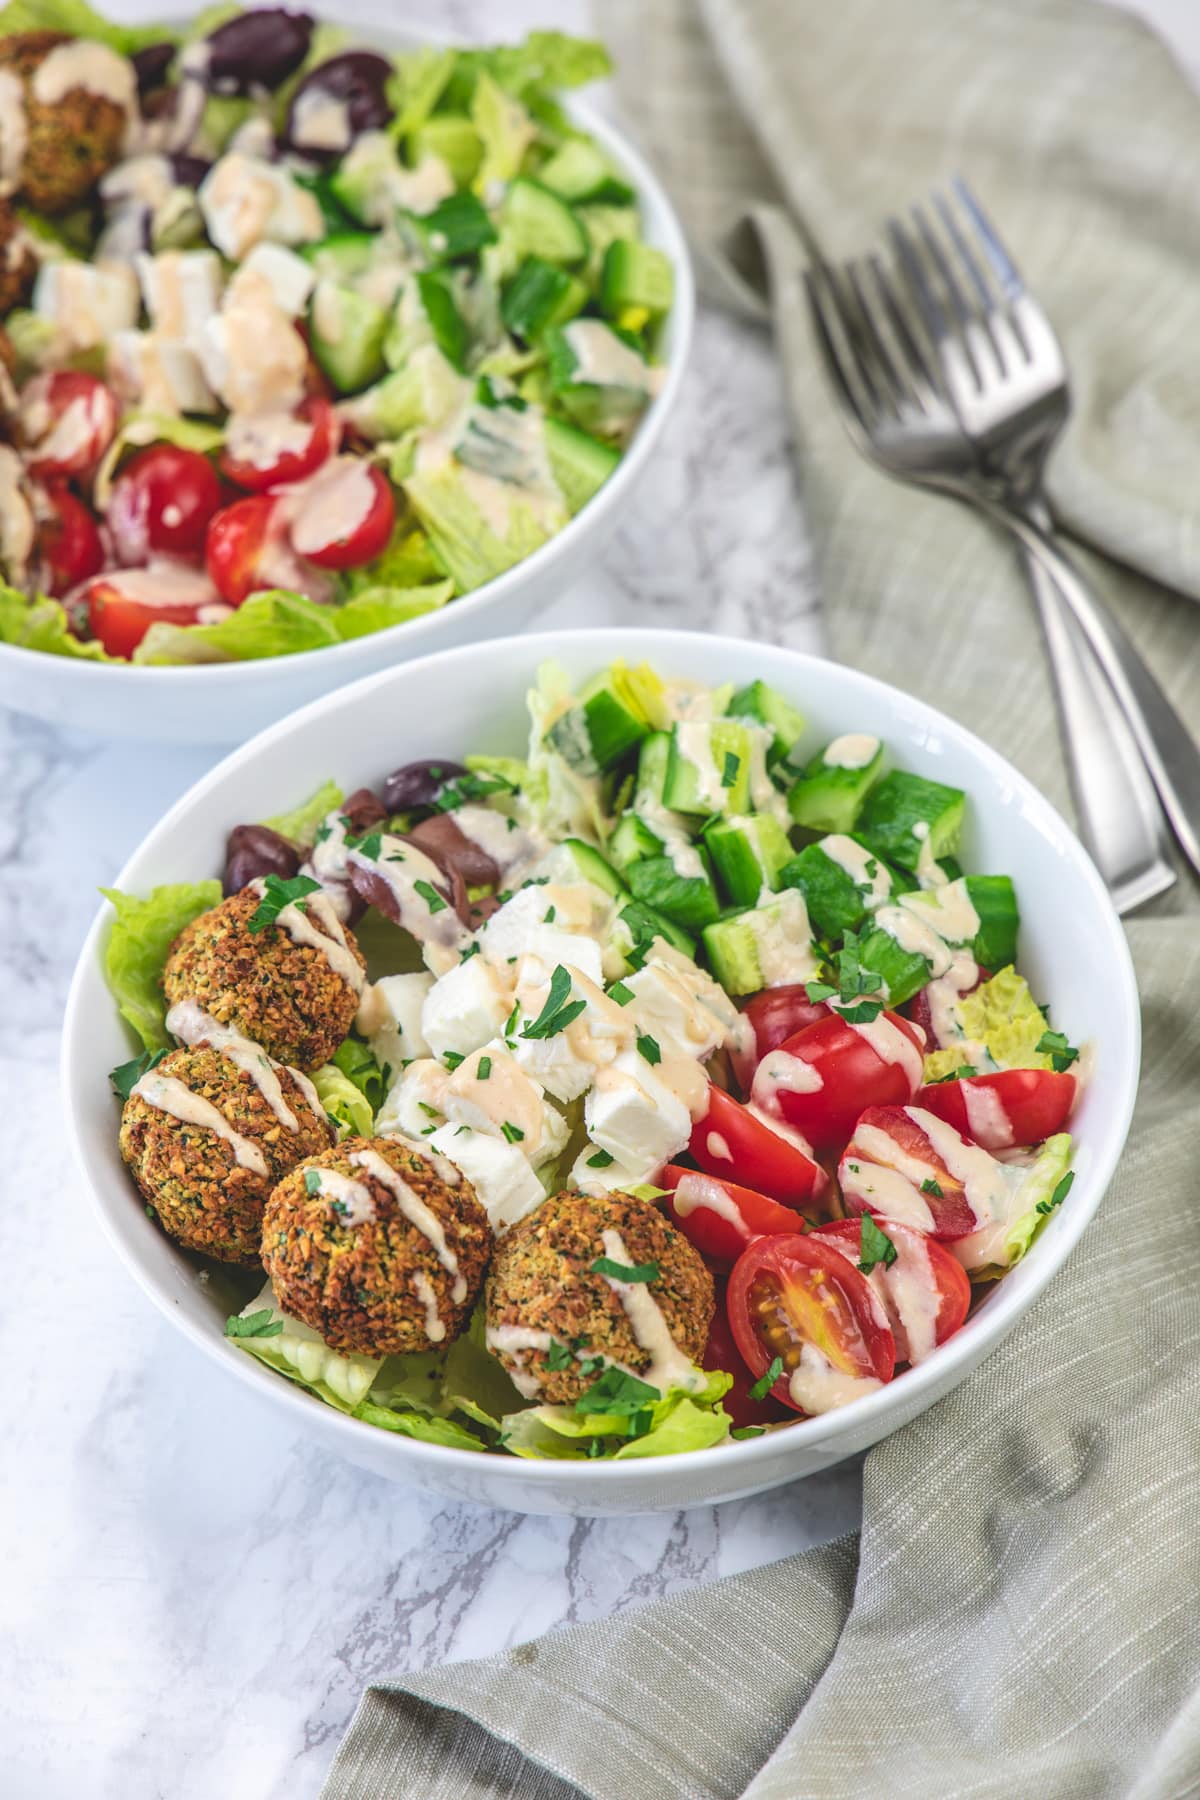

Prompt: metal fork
[804,221,1186,910]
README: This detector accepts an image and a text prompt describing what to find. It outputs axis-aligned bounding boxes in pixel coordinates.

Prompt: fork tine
[933,190,993,315]
[909,202,985,385]
[843,257,908,412]
[951,176,1024,302]
[866,252,943,411]
[803,265,879,438]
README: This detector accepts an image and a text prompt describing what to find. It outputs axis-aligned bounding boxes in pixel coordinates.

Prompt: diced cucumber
[410,116,482,186]
[538,139,634,205]
[704,814,792,909]
[534,837,628,900]
[964,875,1019,969]
[413,269,469,372]
[613,899,695,967]
[779,838,891,941]
[634,731,672,812]
[501,256,588,341]
[728,679,806,764]
[542,416,620,516]
[608,812,663,871]
[578,203,639,285]
[857,926,931,1008]
[627,851,720,931]
[499,178,588,266]
[701,892,816,998]
[599,239,673,318]
[663,721,753,817]
[858,770,966,873]
[300,232,377,281]
[788,740,885,834]
[308,279,388,394]
[544,320,654,436]
[547,669,652,773]
[329,132,401,226]
[403,191,496,262]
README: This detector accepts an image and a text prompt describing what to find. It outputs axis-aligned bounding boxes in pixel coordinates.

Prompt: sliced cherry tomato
[205,495,277,605]
[37,483,103,596]
[813,1218,971,1365]
[916,1069,1076,1150]
[109,443,223,564]
[727,1235,895,1415]
[905,964,990,1049]
[658,1163,806,1267]
[287,457,394,570]
[730,984,829,1093]
[690,1085,827,1207]
[70,565,227,659]
[19,371,119,480]
[703,1285,791,1430]
[838,1103,991,1241]
[754,1009,926,1154]
[220,396,341,492]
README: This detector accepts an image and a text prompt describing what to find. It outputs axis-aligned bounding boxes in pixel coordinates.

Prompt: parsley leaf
[414,878,448,915]
[477,1055,492,1080]
[520,964,587,1040]
[110,1047,166,1100]
[225,1310,283,1339]
[731,1425,766,1440]
[347,828,383,861]
[1036,1029,1080,1073]
[574,1366,661,1417]
[431,769,517,812]
[857,1214,897,1274]
[721,750,741,788]
[586,1148,615,1168]
[544,904,556,923]
[443,1050,464,1070]
[545,1339,574,1372]
[501,1120,525,1143]
[304,1169,322,1196]
[504,999,521,1038]
[591,1255,659,1283]
[607,980,634,1006]
[805,981,837,1004]
[748,1356,783,1401]
[920,1177,944,1197]
[1036,1170,1075,1216]
[636,1032,662,1065]
[248,872,321,934]
[460,942,481,962]
[826,927,885,1024]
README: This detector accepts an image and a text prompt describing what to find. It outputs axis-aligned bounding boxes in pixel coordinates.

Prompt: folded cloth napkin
[322,3,1200,1794]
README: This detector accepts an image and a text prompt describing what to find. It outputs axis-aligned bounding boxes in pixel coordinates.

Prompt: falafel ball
[262,1137,492,1357]
[163,885,365,1073]
[485,1188,715,1404]
[0,198,36,315]
[119,1043,335,1265]
[0,32,134,214]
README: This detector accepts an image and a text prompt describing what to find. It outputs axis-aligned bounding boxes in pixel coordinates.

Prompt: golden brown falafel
[0,31,134,213]
[263,1137,492,1357]
[163,885,365,1073]
[0,198,36,315]
[485,1188,714,1404]
[119,1043,335,1265]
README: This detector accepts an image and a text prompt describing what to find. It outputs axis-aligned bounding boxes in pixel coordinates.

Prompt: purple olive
[341,786,388,836]
[131,42,176,94]
[283,51,392,160]
[223,824,300,897]
[203,9,314,96]
[381,759,468,815]
[168,153,212,191]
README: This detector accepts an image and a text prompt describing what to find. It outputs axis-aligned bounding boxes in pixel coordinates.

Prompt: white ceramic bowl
[62,628,1140,1516]
[0,57,693,745]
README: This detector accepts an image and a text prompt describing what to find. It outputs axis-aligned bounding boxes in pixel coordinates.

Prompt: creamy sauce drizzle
[670,1174,751,1241]
[351,1146,466,1302]
[597,1227,704,1394]
[131,1072,268,1175]
[165,998,321,1131]
[251,879,365,993]
[822,734,879,770]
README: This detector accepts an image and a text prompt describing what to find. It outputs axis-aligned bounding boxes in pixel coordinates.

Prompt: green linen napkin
[323,3,1200,1794]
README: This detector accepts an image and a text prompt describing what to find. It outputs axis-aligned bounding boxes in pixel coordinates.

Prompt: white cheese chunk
[33,259,139,355]
[365,972,434,1078]
[108,332,216,415]
[477,882,606,980]
[584,1046,693,1179]
[198,153,323,260]
[135,248,223,339]
[440,1043,569,1165]
[427,1123,547,1232]
[225,242,316,319]
[508,956,632,1102]
[623,955,736,1062]
[374,1057,448,1139]
[420,955,514,1060]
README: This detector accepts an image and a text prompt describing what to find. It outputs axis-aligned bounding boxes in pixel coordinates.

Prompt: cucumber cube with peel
[599,240,674,318]
[705,813,793,908]
[702,892,817,997]
[542,417,620,515]
[501,256,588,342]
[627,851,720,931]
[612,900,696,969]
[856,925,933,1008]
[779,837,895,940]
[608,811,664,871]
[728,679,806,764]
[788,738,884,834]
[546,671,652,773]
[663,721,753,817]
[858,770,967,873]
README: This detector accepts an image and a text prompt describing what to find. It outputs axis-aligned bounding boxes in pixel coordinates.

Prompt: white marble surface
[3,1,1194,1795]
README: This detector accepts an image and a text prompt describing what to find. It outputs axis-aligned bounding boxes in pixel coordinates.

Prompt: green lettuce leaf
[228,1283,381,1410]
[333,582,454,640]
[403,462,562,593]
[133,591,342,664]
[0,585,116,661]
[340,524,447,595]
[500,1366,733,1461]
[387,45,458,140]
[470,71,536,193]
[330,1036,389,1112]
[261,778,344,848]
[311,1063,374,1139]
[0,0,173,50]
[353,1400,487,1451]
[999,1133,1074,1269]
[441,33,611,110]
[101,881,222,1052]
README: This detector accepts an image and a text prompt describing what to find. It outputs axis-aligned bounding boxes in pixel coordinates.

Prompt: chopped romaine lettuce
[101,881,221,1052]
[332,582,454,640]
[311,1063,374,1139]
[261,778,344,848]
[330,1036,389,1112]
[0,586,115,661]
[994,1134,1074,1272]
[403,462,563,592]
[354,1400,487,1451]
[228,1282,381,1411]
[93,413,224,510]
[501,1367,733,1460]
[924,966,1057,1081]
[471,72,536,193]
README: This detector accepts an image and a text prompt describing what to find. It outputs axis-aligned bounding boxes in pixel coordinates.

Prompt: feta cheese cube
[623,954,737,1062]
[225,242,316,319]
[198,153,323,261]
[428,1123,547,1232]
[508,960,632,1102]
[197,289,308,416]
[135,249,223,340]
[441,1043,569,1165]
[584,1047,693,1179]
[477,882,606,981]
[33,259,139,356]
[421,956,513,1061]
[108,332,216,415]
[365,972,433,1077]
[375,1058,448,1139]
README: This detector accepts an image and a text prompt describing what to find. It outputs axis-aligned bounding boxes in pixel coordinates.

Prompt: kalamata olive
[407,813,500,889]
[223,824,300,896]
[169,153,212,190]
[381,759,468,814]
[342,786,387,836]
[348,859,459,927]
[283,51,392,160]
[131,42,176,94]
[204,8,314,96]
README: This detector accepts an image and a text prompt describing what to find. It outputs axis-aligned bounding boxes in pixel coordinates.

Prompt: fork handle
[1012,521,1175,913]
[994,503,1200,884]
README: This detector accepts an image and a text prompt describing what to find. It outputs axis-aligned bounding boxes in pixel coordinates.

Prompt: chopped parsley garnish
[504,999,521,1038]
[586,1148,615,1168]
[1036,1170,1075,1216]
[414,878,447,915]
[501,1120,525,1143]
[920,1177,944,1197]
[591,1255,659,1283]
[110,1047,166,1100]
[626,1183,670,1202]
[385,850,407,864]
[731,1425,766,1440]
[304,1169,322,1196]
[443,1050,465,1070]
[544,904,557,923]
[607,980,634,1006]
[1036,1030,1080,1073]
[248,872,321,933]
[636,1032,662,1065]
[721,750,741,788]
[574,1366,661,1417]
[805,981,837,1004]
[477,1055,492,1080]
[460,942,481,962]
[418,1101,440,1118]
[864,858,879,880]
[520,964,586,1040]
[857,1214,897,1274]
[224,1310,283,1339]
[927,1064,978,1083]
[825,928,885,1024]
[431,769,517,812]
[315,823,332,844]
[544,1339,575,1371]
[347,829,383,860]
[748,1356,784,1401]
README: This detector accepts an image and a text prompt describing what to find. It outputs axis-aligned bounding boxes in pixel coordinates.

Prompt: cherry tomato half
[730,984,829,1093]
[760,1010,926,1154]
[220,396,341,492]
[109,443,224,564]
[658,1163,807,1267]
[915,1069,1076,1151]
[287,457,394,570]
[702,1286,792,1430]
[70,565,226,659]
[19,371,119,481]
[37,483,104,596]
[690,1085,826,1208]
[204,494,279,606]
[838,1103,987,1241]
[813,1218,971,1365]
[727,1235,895,1415]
